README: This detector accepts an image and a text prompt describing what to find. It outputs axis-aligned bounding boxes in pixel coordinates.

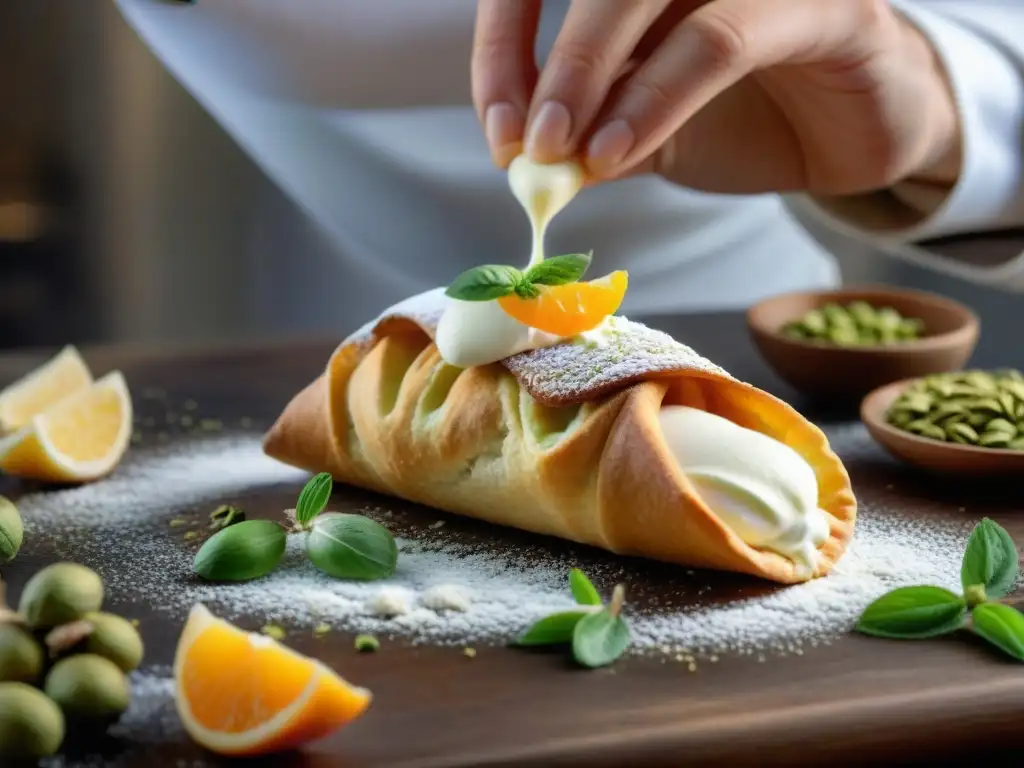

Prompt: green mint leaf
[568,568,602,606]
[961,518,1019,599]
[523,252,592,287]
[445,265,523,301]
[572,609,630,669]
[296,472,333,526]
[193,520,286,582]
[971,602,1024,661]
[572,584,630,668]
[306,512,398,580]
[515,610,594,646]
[856,586,967,639]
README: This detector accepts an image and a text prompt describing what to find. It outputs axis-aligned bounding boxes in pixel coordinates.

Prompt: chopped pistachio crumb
[183,531,200,541]
[261,624,286,641]
[462,647,476,658]
[200,418,223,431]
[169,518,190,527]
[313,623,331,638]
[354,634,380,652]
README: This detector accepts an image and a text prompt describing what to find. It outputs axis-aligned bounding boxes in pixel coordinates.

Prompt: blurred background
[1,2,1021,351]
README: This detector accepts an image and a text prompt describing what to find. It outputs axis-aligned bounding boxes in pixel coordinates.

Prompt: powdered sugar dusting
[16,436,306,531]
[342,287,448,347]
[16,430,972,659]
[338,288,731,405]
[503,318,731,404]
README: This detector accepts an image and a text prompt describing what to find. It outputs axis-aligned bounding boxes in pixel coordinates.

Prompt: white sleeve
[795,1,1024,285]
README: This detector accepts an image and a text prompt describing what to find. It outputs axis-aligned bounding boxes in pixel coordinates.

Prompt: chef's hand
[472,0,961,195]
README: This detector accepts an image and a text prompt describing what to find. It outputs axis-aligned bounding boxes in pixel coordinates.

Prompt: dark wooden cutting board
[1,313,1022,767]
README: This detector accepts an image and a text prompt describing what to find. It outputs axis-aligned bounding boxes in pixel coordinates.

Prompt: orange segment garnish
[498,270,628,336]
[174,605,372,756]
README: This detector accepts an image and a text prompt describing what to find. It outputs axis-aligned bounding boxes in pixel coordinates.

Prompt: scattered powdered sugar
[16,430,973,659]
[632,512,967,655]
[18,436,306,531]
[109,669,181,744]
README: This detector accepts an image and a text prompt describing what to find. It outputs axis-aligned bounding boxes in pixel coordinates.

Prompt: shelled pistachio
[886,369,1024,449]
[782,301,924,346]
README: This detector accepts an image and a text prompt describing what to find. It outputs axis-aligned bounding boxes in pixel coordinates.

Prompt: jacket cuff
[800,2,1024,245]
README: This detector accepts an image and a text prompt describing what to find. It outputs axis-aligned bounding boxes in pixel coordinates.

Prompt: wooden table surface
[2,311,1023,768]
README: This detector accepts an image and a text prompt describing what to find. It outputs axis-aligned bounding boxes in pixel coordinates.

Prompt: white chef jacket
[113,0,1024,320]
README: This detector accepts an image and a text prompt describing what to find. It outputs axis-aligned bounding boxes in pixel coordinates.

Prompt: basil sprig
[192,473,399,584]
[514,568,631,668]
[856,518,1024,660]
[445,253,592,302]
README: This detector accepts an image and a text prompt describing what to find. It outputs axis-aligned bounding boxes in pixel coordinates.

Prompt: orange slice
[0,371,132,483]
[174,605,372,757]
[0,345,92,434]
[498,270,628,336]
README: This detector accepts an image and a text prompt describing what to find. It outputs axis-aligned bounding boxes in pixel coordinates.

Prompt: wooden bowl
[861,378,1024,476]
[747,286,979,399]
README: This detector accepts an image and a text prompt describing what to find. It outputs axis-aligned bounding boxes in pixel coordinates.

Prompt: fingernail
[525,101,573,161]
[586,119,635,176]
[485,102,524,165]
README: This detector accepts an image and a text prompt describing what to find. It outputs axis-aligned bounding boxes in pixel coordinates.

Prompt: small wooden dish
[861,377,1024,476]
[747,286,979,399]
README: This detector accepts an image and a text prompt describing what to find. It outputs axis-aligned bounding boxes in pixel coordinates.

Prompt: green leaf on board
[568,568,602,607]
[306,512,398,581]
[971,602,1024,661]
[855,586,967,639]
[193,520,286,582]
[515,610,595,647]
[961,518,1019,599]
[296,472,333,526]
[571,585,630,668]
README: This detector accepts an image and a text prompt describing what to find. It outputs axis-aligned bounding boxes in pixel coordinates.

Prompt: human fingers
[523,0,673,163]
[583,0,897,179]
[472,0,544,167]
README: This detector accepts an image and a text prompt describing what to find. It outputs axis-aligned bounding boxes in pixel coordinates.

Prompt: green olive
[18,562,104,630]
[0,496,23,565]
[82,612,144,673]
[44,654,130,720]
[0,682,65,759]
[0,624,43,683]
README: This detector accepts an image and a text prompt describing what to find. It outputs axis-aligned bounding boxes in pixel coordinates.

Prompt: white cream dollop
[436,299,561,368]
[438,154,589,368]
[657,406,830,575]
[436,299,622,368]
